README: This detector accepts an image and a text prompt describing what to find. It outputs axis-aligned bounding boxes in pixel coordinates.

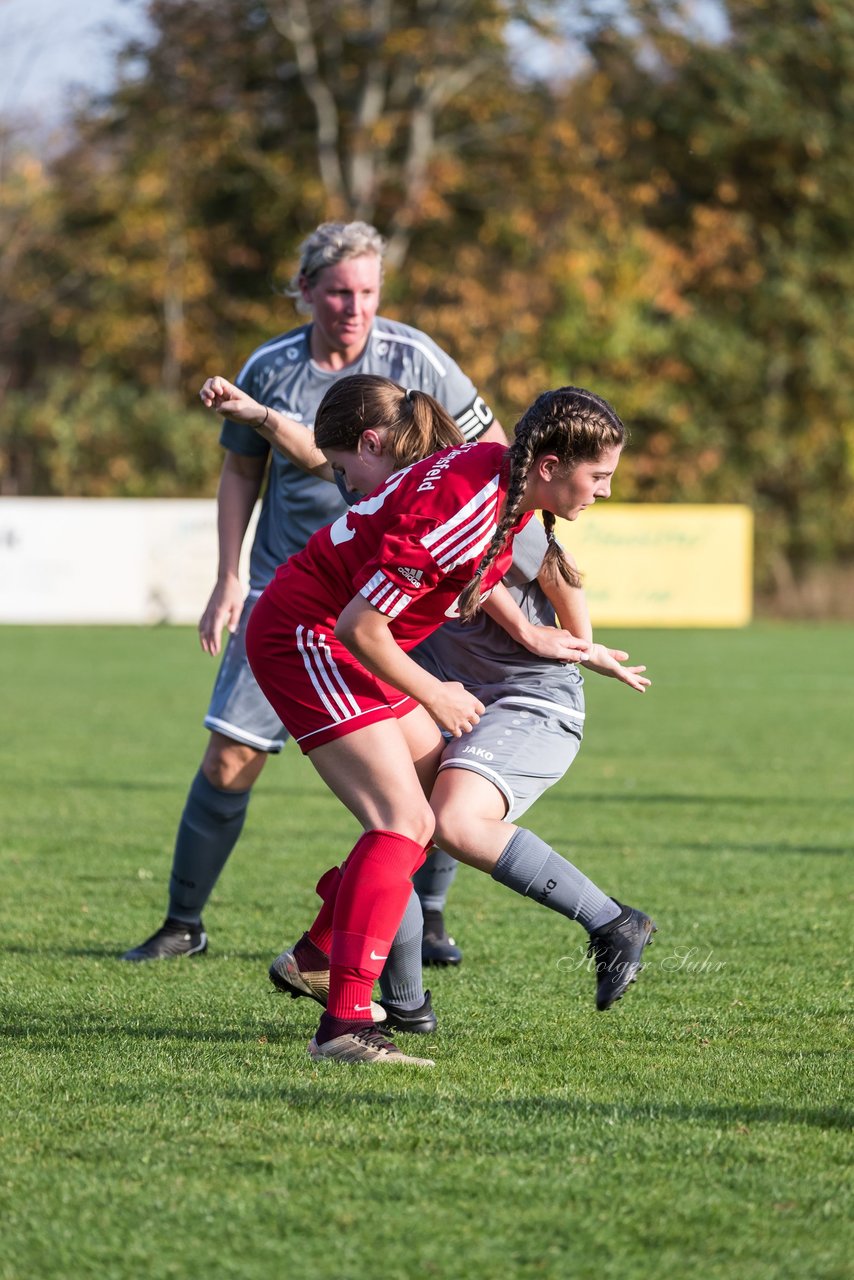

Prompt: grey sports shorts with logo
[437,683,585,821]
[204,592,289,753]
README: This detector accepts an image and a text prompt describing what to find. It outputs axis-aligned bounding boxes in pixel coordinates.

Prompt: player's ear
[362,428,384,455]
[535,453,561,482]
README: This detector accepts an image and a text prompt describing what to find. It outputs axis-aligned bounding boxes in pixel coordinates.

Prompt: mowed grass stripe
[0,624,851,1280]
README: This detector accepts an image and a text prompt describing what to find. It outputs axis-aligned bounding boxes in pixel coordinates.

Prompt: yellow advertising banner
[551,505,754,628]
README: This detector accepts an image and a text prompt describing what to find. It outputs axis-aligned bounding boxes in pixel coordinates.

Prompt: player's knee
[201,738,265,790]
[405,807,436,851]
[431,802,473,857]
[387,799,435,851]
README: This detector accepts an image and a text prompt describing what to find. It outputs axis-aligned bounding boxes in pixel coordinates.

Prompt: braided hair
[313,374,463,469]
[457,387,626,621]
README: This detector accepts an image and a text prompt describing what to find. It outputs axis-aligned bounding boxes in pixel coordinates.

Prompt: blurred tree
[1,0,535,443]
[1,0,853,607]
[264,0,513,267]
[1,372,220,497]
[2,0,595,495]
[571,0,854,591]
[0,130,64,410]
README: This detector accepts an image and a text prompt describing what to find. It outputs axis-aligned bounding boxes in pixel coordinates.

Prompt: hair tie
[404,388,414,403]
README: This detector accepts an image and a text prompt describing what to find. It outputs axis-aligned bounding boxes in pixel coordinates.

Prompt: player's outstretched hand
[582,643,650,692]
[523,626,590,664]
[199,375,267,427]
[198,573,244,655]
[426,682,486,738]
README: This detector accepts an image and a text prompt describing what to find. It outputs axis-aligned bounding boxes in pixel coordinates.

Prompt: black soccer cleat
[587,902,656,1010]
[378,990,438,1035]
[421,910,462,967]
[121,916,208,962]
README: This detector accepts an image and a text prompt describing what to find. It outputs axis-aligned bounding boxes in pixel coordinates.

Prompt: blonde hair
[457,387,626,621]
[313,374,463,471]
[285,221,386,313]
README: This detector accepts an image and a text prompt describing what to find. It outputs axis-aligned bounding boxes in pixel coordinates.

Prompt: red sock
[306,864,344,954]
[326,966,377,1022]
[326,830,428,1020]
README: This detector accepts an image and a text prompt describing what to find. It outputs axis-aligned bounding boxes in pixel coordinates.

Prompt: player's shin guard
[168,770,251,922]
[327,830,428,1020]
[378,887,425,1009]
[491,828,619,932]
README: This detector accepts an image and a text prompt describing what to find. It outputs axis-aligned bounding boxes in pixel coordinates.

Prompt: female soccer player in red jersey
[245,375,632,1064]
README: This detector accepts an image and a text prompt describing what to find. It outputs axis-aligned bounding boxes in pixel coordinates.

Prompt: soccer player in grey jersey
[370,515,653,1029]
[122,221,505,963]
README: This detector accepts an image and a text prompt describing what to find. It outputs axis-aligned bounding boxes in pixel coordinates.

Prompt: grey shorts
[204,592,289,753]
[437,690,585,821]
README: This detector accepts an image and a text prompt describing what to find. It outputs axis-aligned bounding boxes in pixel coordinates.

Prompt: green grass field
[0,624,851,1280]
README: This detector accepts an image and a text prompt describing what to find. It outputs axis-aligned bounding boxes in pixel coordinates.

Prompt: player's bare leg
[270,714,443,1029]
[290,712,441,1065]
[429,768,656,1010]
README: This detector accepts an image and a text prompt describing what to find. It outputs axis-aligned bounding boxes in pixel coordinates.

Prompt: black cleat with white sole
[309,1021,434,1066]
[378,990,437,1035]
[121,916,208,962]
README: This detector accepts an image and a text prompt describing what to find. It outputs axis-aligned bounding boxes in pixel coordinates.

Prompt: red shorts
[245,579,418,754]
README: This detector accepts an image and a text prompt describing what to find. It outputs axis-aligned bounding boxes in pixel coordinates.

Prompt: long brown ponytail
[457,387,626,621]
[313,374,463,469]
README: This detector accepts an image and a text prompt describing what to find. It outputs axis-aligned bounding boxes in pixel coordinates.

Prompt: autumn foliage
[1,0,852,607]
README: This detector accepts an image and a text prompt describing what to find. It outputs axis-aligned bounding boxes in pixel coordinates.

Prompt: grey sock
[491,828,619,933]
[378,887,425,1010]
[167,769,251,922]
[413,846,458,912]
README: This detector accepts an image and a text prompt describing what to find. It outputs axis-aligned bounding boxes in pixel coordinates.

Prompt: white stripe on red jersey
[266,442,531,652]
[421,476,502,569]
[296,626,362,722]
[362,572,413,616]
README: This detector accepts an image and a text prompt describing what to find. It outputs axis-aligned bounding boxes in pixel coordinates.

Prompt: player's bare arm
[335,596,485,737]
[254,408,332,479]
[198,451,266,656]
[537,547,649,691]
[480,581,590,663]
[476,419,509,445]
[537,548,593,642]
[199,375,332,479]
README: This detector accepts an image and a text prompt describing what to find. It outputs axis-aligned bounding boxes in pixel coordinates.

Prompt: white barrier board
[0,499,752,627]
[0,499,255,624]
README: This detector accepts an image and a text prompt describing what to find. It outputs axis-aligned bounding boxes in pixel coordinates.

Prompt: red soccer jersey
[263,441,532,648]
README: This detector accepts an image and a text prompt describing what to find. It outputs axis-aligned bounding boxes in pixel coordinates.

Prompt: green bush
[1,372,223,497]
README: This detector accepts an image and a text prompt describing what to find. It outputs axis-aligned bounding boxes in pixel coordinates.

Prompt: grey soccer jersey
[413,519,584,692]
[220,316,496,590]
[413,520,586,819]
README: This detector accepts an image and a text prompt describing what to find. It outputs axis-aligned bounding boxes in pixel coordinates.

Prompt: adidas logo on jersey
[397,566,424,587]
